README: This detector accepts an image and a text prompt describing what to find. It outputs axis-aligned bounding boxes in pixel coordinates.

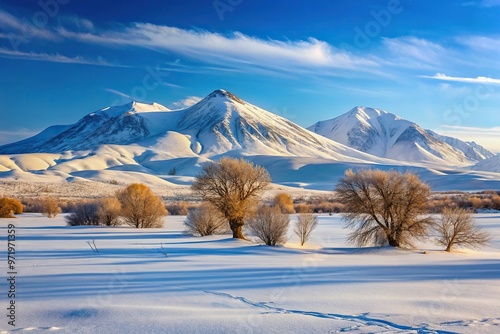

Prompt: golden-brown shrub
[0,198,23,218]
[493,195,500,210]
[97,197,122,226]
[42,197,61,218]
[273,193,295,214]
[468,197,483,209]
[116,183,167,228]
[295,203,313,213]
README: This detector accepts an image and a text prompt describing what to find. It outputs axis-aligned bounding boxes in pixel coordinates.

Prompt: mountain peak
[95,101,169,118]
[206,89,245,104]
[307,106,480,166]
[348,106,393,120]
[127,101,170,112]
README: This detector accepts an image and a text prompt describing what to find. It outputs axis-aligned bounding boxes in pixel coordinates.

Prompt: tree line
[189,158,490,252]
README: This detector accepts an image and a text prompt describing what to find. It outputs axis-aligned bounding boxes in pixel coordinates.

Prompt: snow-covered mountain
[473,154,500,173]
[2,101,171,153]
[2,91,500,192]
[0,90,386,163]
[0,124,72,154]
[425,130,494,161]
[308,106,493,166]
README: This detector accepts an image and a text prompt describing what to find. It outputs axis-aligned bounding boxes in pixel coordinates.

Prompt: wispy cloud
[159,82,183,89]
[0,9,57,42]
[104,88,133,100]
[422,73,500,85]
[0,48,122,67]
[459,35,500,52]
[1,6,381,77]
[436,125,500,152]
[56,23,380,74]
[381,37,448,69]
[169,96,202,109]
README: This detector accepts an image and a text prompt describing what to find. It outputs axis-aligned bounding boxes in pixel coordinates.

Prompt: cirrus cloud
[56,23,380,73]
[422,73,500,85]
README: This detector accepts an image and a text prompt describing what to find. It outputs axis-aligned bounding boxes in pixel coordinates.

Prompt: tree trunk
[387,234,399,247]
[229,218,245,239]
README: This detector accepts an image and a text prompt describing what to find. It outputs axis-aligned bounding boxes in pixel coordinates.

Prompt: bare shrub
[435,207,491,252]
[20,198,44,213]
[97,197,122,226]
[273,193,295,214]
[313,201,336,214]
[335,169,433,248]
[184,202,227,236]
[66,201,100,226]
[42,197,61,218]
[166,201,190,215]
[493,195,500,210]
[0,198,23,218]
[247,205,289,246]
[192,157,271,239]
[117,183,167,228]
[295,203,313,213]
[468,196,483,209]
[295,213,318,246]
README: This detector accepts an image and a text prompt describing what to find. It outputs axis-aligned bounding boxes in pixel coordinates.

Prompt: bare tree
[192,157,271,239]
[184,202,228,236]
[97,197,122,226]
[66,201,100,226]
[247,205,289,246]
[42,197,61,218]
[335,169,433,248]
[273,192,295,214]
[116,183,167,228]
[295,213,318,246]
[435,207,490,252]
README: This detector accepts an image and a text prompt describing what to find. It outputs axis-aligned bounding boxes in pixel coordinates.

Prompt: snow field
[1,213,499,333]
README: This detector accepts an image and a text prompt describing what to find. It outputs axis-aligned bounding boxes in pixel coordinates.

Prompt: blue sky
[1,0,500,151]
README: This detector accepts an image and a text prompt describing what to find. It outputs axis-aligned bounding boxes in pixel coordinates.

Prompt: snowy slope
[19,101,172,152]
[426,130,494,161]
[473,154,500,173]
[174,90,387,161]
[0,124,73,154]
[308,106,488,166]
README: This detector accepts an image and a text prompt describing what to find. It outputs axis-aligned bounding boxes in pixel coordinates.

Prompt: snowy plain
[1,213,499,333]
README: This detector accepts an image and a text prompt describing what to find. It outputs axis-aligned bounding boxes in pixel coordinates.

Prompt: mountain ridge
[1,90,499,192]
[307,106,493,166]
[0,90,387,164]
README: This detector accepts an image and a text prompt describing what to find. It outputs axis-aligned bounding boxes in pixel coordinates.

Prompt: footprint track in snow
[204,290,458,334]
